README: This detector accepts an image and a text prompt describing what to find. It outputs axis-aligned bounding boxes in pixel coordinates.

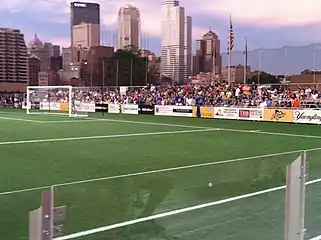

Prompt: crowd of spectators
[95,83,321,108]
[2,82,321,109]
[0,93,24,108]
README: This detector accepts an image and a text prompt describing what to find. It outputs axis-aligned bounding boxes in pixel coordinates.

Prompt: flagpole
[228,47,231,86]
[243,37,247,84]
[228,14,232,86]
[212,32,216,81]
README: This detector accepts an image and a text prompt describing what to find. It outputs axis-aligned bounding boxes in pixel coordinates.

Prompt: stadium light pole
[102,58,105,96]
[258,48,262,84]
[130,56,133,86]
[313,47,316,83]
[116,59,119,86]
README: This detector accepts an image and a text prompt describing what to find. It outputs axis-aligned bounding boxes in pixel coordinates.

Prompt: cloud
[196,0,321,28]
[23,31,70,47]
[3,0,321,48]
[48,37,70,48]
[0,0,208,38]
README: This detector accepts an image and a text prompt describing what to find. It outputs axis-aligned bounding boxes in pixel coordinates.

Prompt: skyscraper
[184,16,192,80]
[70,1,100,48]
[193,30,222,77]
[28,34,50,71]
[0,28,28,82]
[44,42,60,57]
[161,0,191,83]
[118,4,140,49]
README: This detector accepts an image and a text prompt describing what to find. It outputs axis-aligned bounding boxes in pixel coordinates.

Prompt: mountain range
[221,44,321,75]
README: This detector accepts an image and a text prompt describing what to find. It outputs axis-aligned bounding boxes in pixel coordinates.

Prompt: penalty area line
[0,128,218,146]
[0,116,44,123]
[54,177,321,240]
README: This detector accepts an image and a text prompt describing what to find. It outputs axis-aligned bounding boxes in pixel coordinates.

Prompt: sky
[1,0,321,55]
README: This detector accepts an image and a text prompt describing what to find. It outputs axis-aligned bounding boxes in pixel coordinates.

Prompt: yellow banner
[192,106,214,118]
[60,102,69,112]
[264,109,293,123]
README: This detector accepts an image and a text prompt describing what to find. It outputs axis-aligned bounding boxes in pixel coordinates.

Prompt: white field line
[41,117,321,139]
[1,112,321,140]
[0,116,44,123]
[87,118,321,140]
[310,235,321,240]
[43,119,106,123]
[1,146,320,196]
[54,177,321,240]
[0,128,216,146]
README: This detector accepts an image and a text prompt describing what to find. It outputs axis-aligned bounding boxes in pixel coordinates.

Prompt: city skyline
[2,0,321,54]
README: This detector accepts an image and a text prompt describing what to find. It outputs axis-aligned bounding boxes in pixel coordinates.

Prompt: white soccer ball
[208,183,212,187]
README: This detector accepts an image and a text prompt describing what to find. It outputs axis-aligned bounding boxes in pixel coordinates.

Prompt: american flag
[227,15,234,54]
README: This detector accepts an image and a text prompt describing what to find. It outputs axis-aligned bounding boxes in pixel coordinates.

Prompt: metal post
[130,57,133,86]
[284,151,308,240]
[29,188,67,240]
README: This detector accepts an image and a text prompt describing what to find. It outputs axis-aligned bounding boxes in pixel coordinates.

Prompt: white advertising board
[75,102,95,112]
[121,104,138,114]
[293,109,321,124]
[108,103,120,113]
[238,108,263,120]
[214,107,238,119]
[155,105,193,117]
[22,102,27,109]
[40,102,60,111]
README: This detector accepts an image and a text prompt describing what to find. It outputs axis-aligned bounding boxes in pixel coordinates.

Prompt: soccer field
[1,108,321,240]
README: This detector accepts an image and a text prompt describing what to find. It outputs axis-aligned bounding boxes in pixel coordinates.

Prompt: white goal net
[25,86,96,117]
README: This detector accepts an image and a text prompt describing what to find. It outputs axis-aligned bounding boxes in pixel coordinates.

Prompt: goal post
[25,86,95,117]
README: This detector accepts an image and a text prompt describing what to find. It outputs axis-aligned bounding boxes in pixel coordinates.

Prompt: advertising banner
[192,106,214,118]
[22,102,27,109]
[238,108,263,120]
[75,102,95,112]
[214,107,238,119]
[293,109,321,124]
[40,102,60,111]
[95,103,108,112]
[155,105,193,117]
[263,109,293,123]
[60,102,69,111]
[138,104,154,114]
[108,103,120,114]
[121,104,138,114]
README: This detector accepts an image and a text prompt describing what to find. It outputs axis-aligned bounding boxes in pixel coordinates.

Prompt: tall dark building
[28,55,40,86]
[70,2,100,48]
[193,30,222,76]
[0,28,28,82]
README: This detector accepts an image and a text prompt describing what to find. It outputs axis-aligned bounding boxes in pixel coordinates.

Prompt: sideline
[54,177,321,240]
[0,146,320,196]
[1,112,321,139]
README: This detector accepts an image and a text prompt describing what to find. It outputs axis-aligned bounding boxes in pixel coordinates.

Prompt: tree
[247,71,279,84]
[147,65,159,85]
[102,48,148,86]
[300,69,312,75]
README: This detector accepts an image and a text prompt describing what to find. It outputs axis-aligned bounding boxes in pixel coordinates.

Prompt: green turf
[0,108,321,240]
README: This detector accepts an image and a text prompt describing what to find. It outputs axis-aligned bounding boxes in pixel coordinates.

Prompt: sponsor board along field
[1,108,321,240]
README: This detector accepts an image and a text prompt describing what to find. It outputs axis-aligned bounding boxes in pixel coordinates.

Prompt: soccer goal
[26,86,96,117]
